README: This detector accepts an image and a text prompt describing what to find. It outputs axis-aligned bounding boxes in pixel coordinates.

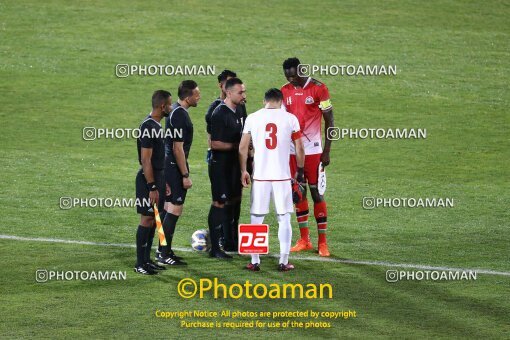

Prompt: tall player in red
[281,57,335,257]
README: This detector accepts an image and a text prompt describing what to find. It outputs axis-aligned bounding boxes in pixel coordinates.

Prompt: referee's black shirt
[165,102,194,162]
[206,99,246,135]
[137,115,165,170]
[210,103,246,160]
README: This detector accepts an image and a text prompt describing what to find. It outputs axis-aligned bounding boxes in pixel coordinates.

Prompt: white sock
[250,214,265,224]
[250,214,265,264]
[277,213,292,264]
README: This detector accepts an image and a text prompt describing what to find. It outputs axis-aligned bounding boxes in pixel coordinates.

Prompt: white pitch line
[1,234,509,277]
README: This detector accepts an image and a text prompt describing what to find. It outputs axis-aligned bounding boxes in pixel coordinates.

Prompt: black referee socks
[223,204,235,250]
[208,205,225,252]
[136,225,150,267]
[223,201,241,251]
[161,212,179,256]
[144,226,156,263]
[232,200,241,247]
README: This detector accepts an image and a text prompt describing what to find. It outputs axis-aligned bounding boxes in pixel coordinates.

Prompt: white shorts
[250,180,293,215]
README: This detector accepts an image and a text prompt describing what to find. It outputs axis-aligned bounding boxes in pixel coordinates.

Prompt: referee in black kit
[205,69,238,149]
[155,80,200,266]
[205,70,248,252]
[134,90,172,275]
[208,77,247,259]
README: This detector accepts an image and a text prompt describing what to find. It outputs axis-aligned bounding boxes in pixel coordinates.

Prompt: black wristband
[182,173,189,178]
[297,167,304,175]
[147,182,157,191]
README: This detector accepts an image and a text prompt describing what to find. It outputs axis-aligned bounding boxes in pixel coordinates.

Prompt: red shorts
[289,153,321,186]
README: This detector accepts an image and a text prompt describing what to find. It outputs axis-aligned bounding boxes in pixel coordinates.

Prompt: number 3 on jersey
[265,123,277,149]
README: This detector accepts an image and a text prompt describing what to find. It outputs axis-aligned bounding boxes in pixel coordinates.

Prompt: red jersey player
[281,57,335,257]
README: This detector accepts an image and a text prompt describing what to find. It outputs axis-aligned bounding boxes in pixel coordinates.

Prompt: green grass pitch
[0,0,508,338]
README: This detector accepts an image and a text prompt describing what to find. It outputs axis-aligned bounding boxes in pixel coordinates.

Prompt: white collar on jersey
[302,77,312,89]
[218,102,236,113]
[169,103,189,116]
[143,113,162,127]
[168,104,189,125]
[175,102,190,113]
[290,77,311,90]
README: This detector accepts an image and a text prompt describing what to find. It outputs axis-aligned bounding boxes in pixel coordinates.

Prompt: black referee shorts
[135,168,165,216]
[209,151,242,203]
[230,161,242,200]
[165,159,188,206]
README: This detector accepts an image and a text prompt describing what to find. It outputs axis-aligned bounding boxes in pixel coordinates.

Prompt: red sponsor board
[238,224,269,254]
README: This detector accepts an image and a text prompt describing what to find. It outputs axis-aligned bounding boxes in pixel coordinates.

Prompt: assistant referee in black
[156,80,200,266]
[134,90,172,275]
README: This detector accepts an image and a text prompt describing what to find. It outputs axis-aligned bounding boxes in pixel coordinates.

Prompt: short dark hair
[217,69,237,83]
[152,90,171,108]
[264,88,283,102]
[177,80,198,100]
[283,57,301,70]
[225,77,243,90]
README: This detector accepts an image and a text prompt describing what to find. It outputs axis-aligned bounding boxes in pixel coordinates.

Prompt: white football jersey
[243,108,301,181]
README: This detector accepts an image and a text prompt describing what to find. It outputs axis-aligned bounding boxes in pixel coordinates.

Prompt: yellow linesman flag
[153,204,167,246]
